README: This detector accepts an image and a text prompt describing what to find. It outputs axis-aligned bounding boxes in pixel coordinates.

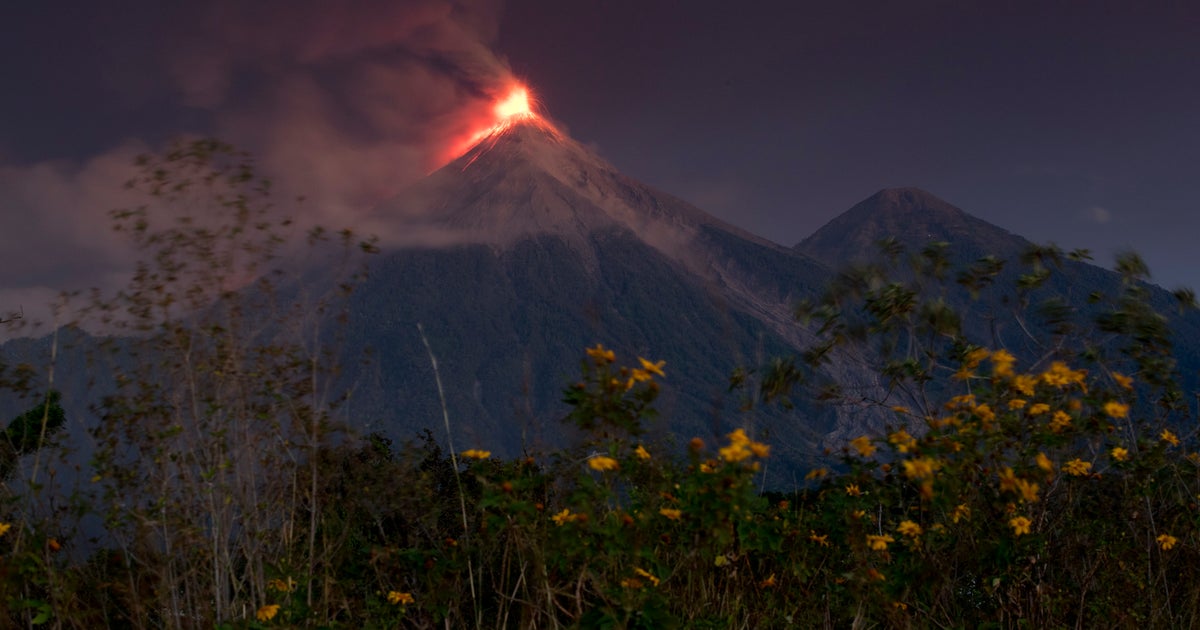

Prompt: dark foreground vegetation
[0,140,1198,628]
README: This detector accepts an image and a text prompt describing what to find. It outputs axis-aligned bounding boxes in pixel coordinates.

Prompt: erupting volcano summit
[369,82,774,263]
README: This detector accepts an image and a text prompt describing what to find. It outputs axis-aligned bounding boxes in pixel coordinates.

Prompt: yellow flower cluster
[586,344,616,364]
[1103,401,1130,419]
[588,455,619,471]
[623,357,666,390]
[1049,411,1072,433]
[461,449,491,460]
[867,534,895,551]
[718,428,770,463]
[1040,361,1087,389]
[387,591,415,605]
[267,577,296,592]
[850,435,877,458]
[659,508,683,521]
[897,520,923,538]
[1063,459,1092,476]
[551,508,584,526]
[901,457,939,480]
[888,429,917,453]
[256,604,280,621]
[991,349,1016,378]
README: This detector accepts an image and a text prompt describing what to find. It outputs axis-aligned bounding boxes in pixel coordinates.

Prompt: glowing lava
[494,87,533,120]
[435,83,554,170]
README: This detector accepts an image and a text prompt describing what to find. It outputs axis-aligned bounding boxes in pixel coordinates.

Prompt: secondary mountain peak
[797,187,1028,265]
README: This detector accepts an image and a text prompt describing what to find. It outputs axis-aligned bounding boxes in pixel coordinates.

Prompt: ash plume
[0,0,513,329]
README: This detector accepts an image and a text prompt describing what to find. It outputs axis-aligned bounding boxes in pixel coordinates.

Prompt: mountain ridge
[797,187,1030,265]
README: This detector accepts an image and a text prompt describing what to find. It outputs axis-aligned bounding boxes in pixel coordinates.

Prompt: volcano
[345,116,838,465]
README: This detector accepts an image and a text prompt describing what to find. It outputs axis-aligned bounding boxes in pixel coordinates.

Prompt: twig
[417,322,480,629]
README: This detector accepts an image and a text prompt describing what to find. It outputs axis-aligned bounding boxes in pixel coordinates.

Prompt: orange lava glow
[494,87,533,120]
[433,82,549,170]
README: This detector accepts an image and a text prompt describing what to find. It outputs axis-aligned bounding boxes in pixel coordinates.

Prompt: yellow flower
[1161,429,1181,447]
[952,503,971,523]
[1009,516,1032,536]
[1111,446,1129,462]
[1013,374,1037,396]
[809,531,830,546]
[1112,372,1134,390]
[1008,398,1028,410]
[1157,534,1178,550]
[946,393,977,409]
[637,357,666,377]
[1027,402,1050,416]
[1049,410,1072,433]
[461,449,491,459]
[1036,452,1054,473]
[997,467,1018,493]
[902,456,940,480]
[749,441,771,458]
[974,403,996,423]
[965,347,990,369]
[388,590,415,605]
[845,483,862,496]
[588,455,619,471]
[1041,361,1087,388]
[1015,478,1040,503]
[267,577,296,593]
[719,443,750,463]
[897,520,923,538]
[867,534,895,551]
[759,573,778,588]
[1063,458,1092,476]
[256,604,280,622]
[719,429,754,462]
[0,523,11,537]
[626,368,654,389]
[852,509,867,520]
[659,508,683,521]
[633,567,660,587]
[991,349,1016,378]
[850,435,877,458]
[805,467,829,480]
[634,444,651,460]
[551,508,578,526]
[889,429,917,453]
[1104,401,1130,419]
[586,344,616,364]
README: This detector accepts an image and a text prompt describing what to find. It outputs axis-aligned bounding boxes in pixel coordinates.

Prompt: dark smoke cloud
[169,0,514,221]
[0,0,511,330]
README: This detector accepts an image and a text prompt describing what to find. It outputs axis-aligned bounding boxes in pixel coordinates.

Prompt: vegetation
[0,141,1197,627]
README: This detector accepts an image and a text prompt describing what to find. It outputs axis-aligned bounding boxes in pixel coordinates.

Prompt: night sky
[2,1,1198,323]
